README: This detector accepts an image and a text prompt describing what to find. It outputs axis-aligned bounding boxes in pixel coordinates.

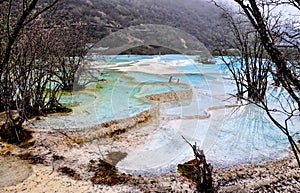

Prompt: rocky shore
[1,89,300,192]
[214,155,300,192]
[1,123,300,193]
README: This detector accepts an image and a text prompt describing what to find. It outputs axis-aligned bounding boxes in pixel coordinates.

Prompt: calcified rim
[75,24,226,174]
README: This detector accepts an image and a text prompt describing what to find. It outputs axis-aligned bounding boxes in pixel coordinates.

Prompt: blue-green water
[28,54,300,175]
[32,68,190,130]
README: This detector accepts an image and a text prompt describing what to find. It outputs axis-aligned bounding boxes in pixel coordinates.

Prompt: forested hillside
[61,0,224,50]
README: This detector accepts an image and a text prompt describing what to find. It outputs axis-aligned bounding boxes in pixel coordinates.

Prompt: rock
[0,156,33,188]
[219,185,249,193]
[89,158,129,186]
[106,151,127,166]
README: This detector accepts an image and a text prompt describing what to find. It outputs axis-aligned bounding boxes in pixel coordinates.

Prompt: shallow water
[29,54,299,175]
[113,55,299,175]
[29,68,190,130]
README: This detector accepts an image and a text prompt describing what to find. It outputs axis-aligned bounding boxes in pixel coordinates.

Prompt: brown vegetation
[89,158,129,186]
[57,166,81,180]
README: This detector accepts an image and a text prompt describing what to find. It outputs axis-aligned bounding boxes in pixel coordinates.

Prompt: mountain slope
[60,0,224,50]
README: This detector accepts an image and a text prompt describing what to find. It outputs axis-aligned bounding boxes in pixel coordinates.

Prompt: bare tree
[232,0,300,109]
[182,137,214,193]
[0,0,61,143]
[217,10,270,102]
[49,25,90,91]
[214,1,300,166]
[0,0,100,143]
[0,0,59,74]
